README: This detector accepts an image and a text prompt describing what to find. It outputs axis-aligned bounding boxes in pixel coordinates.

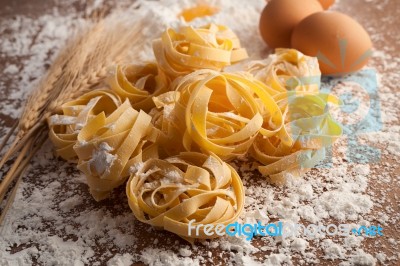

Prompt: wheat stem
[0,175,21,225]
[0,140,33,203]
[0,131,47,223]
[0,122,45,169]
[0,121,18,155]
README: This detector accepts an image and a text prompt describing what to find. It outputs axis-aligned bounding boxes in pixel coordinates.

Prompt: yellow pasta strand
[126,152,244,241]
[243,49,342,183]
[152,70,284,160]
[73,99,156,201]
[107,63,169,112]
[47,89,121,161]
[247,49,321,95]
[251,93,342,184]
[153,24,248,79]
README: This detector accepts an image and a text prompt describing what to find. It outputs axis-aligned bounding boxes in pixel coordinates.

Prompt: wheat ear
[0,15,150,219]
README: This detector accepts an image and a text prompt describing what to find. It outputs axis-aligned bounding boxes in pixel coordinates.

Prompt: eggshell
[291,11,372,75]
[318,0,335,9]
[259,0,323,49]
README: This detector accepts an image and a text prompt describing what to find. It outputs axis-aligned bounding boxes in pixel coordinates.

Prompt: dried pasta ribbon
[126,152,244,240]
[247,49,321,95]
[251,93,342,184]
[150,91,187,157]
[73,100,156,201]
[153,24,248,79]
[47,89,121,161]
[107,63,169,112]
[152,70,284,160]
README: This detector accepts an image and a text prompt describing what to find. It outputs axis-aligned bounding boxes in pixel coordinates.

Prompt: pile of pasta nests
[47,23,342,240]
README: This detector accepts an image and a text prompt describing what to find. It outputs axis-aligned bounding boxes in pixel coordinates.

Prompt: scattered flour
[88,142,117,176]
[0,0,399,265]
[107,253,134,266]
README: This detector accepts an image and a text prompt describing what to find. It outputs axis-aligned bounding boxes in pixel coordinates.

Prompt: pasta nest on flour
[126,152,244,240]
[47,90,121,161]
[151,69,285,160]
[153,23,248,79]
[107,63,169,112]
[49,89,158,201]
[246,49,342,183]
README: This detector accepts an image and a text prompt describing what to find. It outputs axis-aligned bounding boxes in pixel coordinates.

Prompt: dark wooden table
[1,0,399,265]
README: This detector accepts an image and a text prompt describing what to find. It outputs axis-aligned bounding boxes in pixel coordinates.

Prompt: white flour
[88,142,117,176]
[0,0,399,265]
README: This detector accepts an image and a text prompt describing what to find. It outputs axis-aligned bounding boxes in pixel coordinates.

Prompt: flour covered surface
[0,0,399,265]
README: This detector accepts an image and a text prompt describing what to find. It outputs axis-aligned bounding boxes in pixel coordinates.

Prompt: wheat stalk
[0,13,151,219]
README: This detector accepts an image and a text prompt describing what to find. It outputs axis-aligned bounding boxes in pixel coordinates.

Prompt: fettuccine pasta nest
[107,63,169,112]
[48,89,121,161]
[73,99,157,200]
[247,49,321,94]
[244,49,342,183]
[152,69,286,160]
[153,24,248,79]
[251,93,342,184]
[126,152,244,240]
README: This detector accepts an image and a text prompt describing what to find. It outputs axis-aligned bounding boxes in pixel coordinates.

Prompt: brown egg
[291,11,372,75]
[318,0,335,9]
[259,0,323,49]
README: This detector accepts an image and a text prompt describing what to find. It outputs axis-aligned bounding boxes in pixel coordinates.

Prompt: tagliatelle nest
[250,93,343,184]
[72,100,157,201]
[153,23,248,79]
[152,69,285,161]
[247,48,321,94]
[244,49,342,184]
[126,152,244,240]
[107,63,169,112]
[47,90,122,161]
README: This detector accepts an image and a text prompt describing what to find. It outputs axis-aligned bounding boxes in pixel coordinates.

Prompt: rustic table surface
[0,0,399,265]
